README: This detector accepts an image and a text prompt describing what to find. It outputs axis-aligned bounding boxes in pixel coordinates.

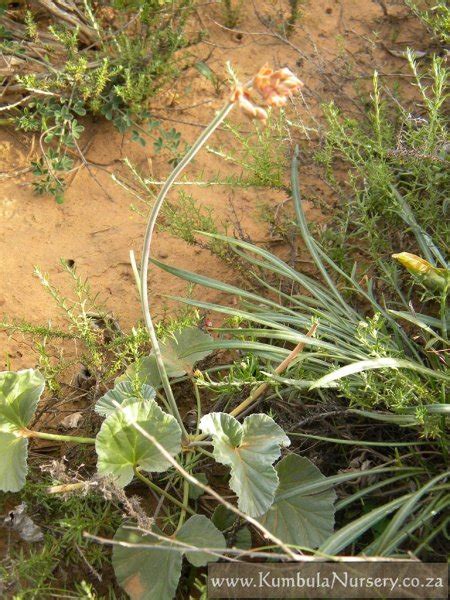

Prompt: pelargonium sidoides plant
[0,67,338,600]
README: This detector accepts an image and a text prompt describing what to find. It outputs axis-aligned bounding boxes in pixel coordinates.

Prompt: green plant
[159,190,218,245]
[194,61,225,96]
[152,147,449,560]
[159,147,449,436]
[287,0,303,35]
[0,66,339,600]
[1,476,122,597]
[3,56,448,598]
[221,0,242,29]
[1,0,193,200]
[316,57,448,273]
[405,0,450,44]
[208,110,289,189]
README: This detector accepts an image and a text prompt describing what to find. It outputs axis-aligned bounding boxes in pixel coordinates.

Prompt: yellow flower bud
[392,252,449,291]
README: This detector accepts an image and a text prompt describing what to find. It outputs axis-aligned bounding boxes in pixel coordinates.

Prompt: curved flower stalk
[138,65,303,438]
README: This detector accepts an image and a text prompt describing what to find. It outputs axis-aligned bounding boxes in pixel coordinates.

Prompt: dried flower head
[232,65,303,122]
[253,65,303,106]
[231,87,268,123]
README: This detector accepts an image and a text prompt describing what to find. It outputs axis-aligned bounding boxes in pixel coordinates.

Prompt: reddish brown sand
[0,1,425,371]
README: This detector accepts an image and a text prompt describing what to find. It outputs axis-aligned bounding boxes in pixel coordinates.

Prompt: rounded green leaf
[96,397,182,487]
[212,504,236,531]
[95,381,156,418]
[118,355,162,388]
[159,327,214,377]
[113,524,182,600]
[234,526,252,550]
[177,515,225,566]
[257,454,336,549]
[0,432,28,492]
[113,516,225,600]
[200,412,290,517]
[0,369,45,432]
[118,328,214,389]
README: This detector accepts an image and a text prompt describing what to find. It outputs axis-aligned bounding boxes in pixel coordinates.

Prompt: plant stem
[195,447,215,460]
[191,377,202,434]
[134,468,196,516]
[176,459,191,532]
[188,440,213,447]
[440,285,448,340]
[47,482,86,494]
[139,101,235,440]
[23,429,95,444]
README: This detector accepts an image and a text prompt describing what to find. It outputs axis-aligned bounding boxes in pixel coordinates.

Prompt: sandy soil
[0,0,426,372]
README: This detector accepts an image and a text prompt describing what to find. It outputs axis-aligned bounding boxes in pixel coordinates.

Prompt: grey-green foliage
[258,454,336,548]
[95,396,182,486]
[0,342,335,598]
[200,412,290,517]
[118,327,214,389]
[154,224,448,436]
[0,369,44,492]
[113,515,226,600]
[95,380,156,417]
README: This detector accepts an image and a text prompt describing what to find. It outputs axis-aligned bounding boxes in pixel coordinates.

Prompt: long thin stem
[191,377,202,434]
[22,429,95,445]
[176,460,191,532]
[139,101,235,440]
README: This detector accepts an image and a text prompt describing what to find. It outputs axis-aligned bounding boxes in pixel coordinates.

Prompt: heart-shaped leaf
[257,453,336,548]
[177,514,225,567]
[0,432,28,492]
[0,369,45,432]
[118,355,161,388]
[159,327,213,377]
[0,369,45,492]
[95,381,156,418]
[200,413,290,517]
[119,328,214,389]
[113,524,181,600]
[113,515,225,600]
[212,504,236,531]
[96,397,182,487]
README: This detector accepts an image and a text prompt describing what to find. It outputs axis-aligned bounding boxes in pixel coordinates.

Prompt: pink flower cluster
[232,65,303,123]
